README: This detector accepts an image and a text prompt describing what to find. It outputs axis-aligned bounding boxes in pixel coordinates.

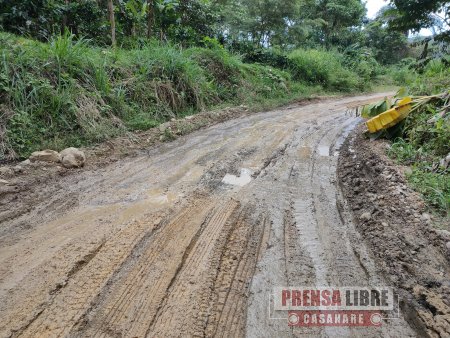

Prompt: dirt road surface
[0,93,419,337]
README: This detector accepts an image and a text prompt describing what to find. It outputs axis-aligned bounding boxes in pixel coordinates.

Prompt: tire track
[205,214,267,338]
[16,212,165,338]
[75,198,216,338]
[1,93,418,338]
[148,199,240,337]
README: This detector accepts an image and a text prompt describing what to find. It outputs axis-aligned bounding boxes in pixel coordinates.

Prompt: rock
[29,150,60,163]
[360,212,372,221]
[0,167,13,176]
[60,147,86,168]
[21,159,31,166]
[404,167,413,176]
[439,153,450,169]
[421,213,431,222]
[446,242,450,252]
[0,179,9,185]
[159,122,171,132]
[436,230,450,240]
[12,165,23,173]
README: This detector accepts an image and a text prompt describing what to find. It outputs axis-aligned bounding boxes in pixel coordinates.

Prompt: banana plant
[124,0,148,36]
[359,88,450,138]
[125,0,148,20]
[155,0,179,12]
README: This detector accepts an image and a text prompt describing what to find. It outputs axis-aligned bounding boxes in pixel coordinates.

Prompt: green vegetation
[2,31,380,160]
[385,59,450,216]
[289,49,363,91]
[407,169,449,213]
[389,139,449,212]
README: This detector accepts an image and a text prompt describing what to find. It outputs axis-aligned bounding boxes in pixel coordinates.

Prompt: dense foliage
[384,59,450,215]
[386,0,449,42]
[0,0,415,63]
[3,31,371,160]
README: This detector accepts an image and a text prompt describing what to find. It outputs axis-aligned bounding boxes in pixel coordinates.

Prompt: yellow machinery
[366,97,413,133]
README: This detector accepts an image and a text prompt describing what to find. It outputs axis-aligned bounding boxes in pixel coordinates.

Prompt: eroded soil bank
[338,127,450,337]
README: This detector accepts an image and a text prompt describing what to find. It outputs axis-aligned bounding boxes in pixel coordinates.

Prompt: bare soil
[0,93,443,337]
[338,127,450,337]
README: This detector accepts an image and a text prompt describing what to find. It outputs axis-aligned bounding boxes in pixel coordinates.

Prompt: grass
[407,168,449,213]
[288,49,365,92]
[388,139,449,216]
[0,31,371,161]
[385,57,450,217]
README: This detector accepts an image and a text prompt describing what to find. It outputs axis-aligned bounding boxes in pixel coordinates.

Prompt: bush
[410,58,450,95]
[288,49,363,91]
[390,66,417,86]
[185,46,241,101]
[0,32,375,161]
[403,103,450,157]
[407,169,449,214]
[387,58,450,216]
[342,45,381,82]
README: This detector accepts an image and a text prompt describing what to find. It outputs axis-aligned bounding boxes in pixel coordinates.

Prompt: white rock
[21,159,31,166]
[0,179,9,184]
[12,165,23,173]
[436,230,450,240]
[29,150,60,163]
[360,212,372,221]
[440,153,450,169]
[159,122,171,132]
[60,147,86,168]
[0,167,13,176]
[421,213,431,221]
[446,242,450,252]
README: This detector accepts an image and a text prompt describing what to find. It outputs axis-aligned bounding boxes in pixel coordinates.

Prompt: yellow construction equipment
[366,97,413,133]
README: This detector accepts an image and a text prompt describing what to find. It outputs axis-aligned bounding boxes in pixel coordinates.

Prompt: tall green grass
[288,49,364,91]
[0,32,368,160]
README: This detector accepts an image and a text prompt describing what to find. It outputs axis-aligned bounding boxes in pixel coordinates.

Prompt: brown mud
[0,93,439,337]
[338,127,450,337]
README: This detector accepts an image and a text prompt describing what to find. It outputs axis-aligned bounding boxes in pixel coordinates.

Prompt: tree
[107,0,116,45]
[147,0,154,38]
[364,20,408,64]
[210,0,301,48]
[363,6,409,64]
[301,0,366,48]
[387,0,449,41]
[0,0,107,43]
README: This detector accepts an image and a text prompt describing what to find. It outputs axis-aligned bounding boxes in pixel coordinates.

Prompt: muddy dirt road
[0,93,418,337]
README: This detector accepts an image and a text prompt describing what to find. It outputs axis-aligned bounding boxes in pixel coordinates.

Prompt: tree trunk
[62,0,69,33]
[147,0,154,38]
[107,0,116,46]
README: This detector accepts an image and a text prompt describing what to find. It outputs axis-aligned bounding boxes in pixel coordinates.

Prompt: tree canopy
[386,0,449,41]
[0,0,447,55]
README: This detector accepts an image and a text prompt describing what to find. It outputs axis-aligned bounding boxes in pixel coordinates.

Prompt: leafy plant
[407,168,449,214]
[288,49,363,91]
